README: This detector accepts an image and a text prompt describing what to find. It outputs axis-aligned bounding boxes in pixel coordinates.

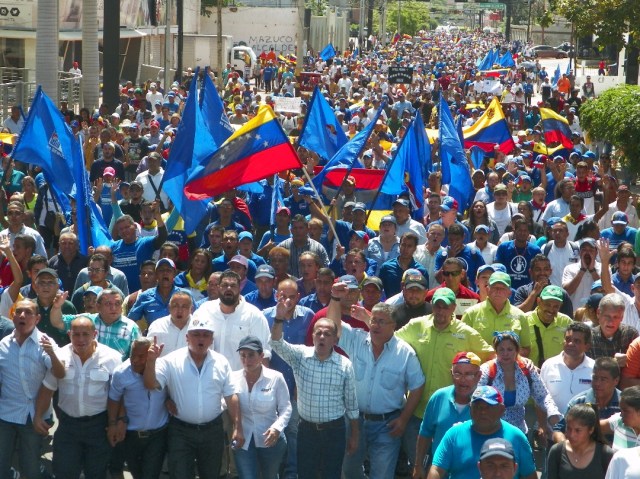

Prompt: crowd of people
[0,27,638,479]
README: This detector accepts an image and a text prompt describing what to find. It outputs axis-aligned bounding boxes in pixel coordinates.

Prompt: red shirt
[304,306,369,357]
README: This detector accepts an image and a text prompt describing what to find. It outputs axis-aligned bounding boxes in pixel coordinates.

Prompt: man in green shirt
[525,284,574,368]
[396,287,494,468]
[462,272,532,357]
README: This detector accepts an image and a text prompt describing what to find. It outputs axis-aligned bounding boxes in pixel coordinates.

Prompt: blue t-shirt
[433,419,536,479]
[428,219,470,247]
[244,289,277,311]
[258,231,292,249]
[600,226,637,250]
[379,258,428,298]
[419,385,471,453]
[128,285,189,326]
[494,240,543,290]
[111,236,157,292]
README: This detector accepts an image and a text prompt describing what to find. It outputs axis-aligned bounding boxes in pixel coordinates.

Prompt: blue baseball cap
[238,231,253,242]
[440,196,459,212]
[471,386,504,405]
[339,275,360,289]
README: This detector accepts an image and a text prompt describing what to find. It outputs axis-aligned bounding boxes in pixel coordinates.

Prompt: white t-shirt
[546,242,580,286]
[605,447,640,479]
[562,261,601,312]
[487,202,517,236]
[468,240,497,265]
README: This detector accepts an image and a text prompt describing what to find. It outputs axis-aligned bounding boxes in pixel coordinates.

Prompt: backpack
[486,358,534,391]
[542,240,579,258]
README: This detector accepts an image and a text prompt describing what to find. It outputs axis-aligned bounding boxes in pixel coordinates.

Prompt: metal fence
[0,68,83,121]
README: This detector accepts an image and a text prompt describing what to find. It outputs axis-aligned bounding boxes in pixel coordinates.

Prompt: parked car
[530,45,569,59]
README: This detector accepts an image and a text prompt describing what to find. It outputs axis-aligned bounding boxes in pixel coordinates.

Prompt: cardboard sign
[274,96,302,114]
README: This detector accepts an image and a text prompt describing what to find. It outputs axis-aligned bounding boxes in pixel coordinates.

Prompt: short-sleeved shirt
[111,236,158,292]
[432,419,536,479]
[587,324,639,360]
[540,352,594,414]
[462,300,532,350]
[494,240,543,290]
[418,385,471,453]
[526,309,574,367]
[623,336,640,382]
[609,413,640,451]
[379,258,429,298]
[155,348,237,424]
[396,315,494,417]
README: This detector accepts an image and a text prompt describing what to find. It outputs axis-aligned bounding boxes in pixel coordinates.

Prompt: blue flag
[164,68,225,234]
[439,96,474,212]
[551,64,561,88]
[11,87,75,214]
[312,107,382,190]
[455,114,465,146]
[499,51,516,68]
[566,61,572,75]
[319,43,337,61]
[380,111,431,218]
[200,69,234,147]
[298,86,348,163]
[470,146,485,170]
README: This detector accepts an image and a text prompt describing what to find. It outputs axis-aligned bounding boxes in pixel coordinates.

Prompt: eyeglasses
[370,318,393,326]
[442,270,462,277]
[88,268,106,273]
[452,372,478,380]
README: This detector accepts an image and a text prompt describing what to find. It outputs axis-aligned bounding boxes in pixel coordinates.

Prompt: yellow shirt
[396,316,494,417]
[526,309,574,367]
[461,300,532,350]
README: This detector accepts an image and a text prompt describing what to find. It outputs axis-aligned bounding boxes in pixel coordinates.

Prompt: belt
[170,415,222,430]
[128,424,168,439]
[58,410,107,423]
[299,416,344,431]
[360,409,401,422]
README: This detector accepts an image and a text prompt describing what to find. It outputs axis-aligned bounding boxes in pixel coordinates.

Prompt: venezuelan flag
[183,105,302,200]
[463,97,516,154]
[0,133,16,155]
[540,107,574,149]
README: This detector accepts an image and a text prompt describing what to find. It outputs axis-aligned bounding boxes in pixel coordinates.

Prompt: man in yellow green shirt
[525,284,574,368]
[461,271,532,357]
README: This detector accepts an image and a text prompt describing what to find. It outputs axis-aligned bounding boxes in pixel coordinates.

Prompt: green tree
[579,85,640,172]
[554,0,640,51]
[377,0,435,35]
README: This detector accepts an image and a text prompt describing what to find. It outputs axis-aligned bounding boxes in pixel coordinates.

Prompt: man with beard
[191,270,271,371]
[386,269,432,329]
[90,140,125,182]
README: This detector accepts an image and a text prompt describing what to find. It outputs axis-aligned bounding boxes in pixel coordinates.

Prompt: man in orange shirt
[556,74,571,97]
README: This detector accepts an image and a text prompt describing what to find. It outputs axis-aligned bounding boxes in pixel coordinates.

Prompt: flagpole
[301,167,341,245]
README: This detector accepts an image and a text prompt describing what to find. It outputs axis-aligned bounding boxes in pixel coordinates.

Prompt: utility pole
[164,0,172,93]
[217,0,223,89]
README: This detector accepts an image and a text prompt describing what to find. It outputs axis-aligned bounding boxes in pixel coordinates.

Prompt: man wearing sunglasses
[425,258,480,318]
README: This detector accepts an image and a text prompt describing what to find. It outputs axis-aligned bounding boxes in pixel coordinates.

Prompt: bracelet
[330,296,341,301]
[588,269,596,274]
[274,319,285,324]
[579,267,587,272]
[117,416,129,424]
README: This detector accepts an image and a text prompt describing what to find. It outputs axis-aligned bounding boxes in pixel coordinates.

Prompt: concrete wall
[511,23,572,45]
[200,6,299,55]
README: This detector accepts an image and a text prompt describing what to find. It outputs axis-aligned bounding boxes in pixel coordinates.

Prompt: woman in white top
[231,336,291,479]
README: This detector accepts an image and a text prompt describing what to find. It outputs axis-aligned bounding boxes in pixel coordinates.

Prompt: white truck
[181,34,258,79]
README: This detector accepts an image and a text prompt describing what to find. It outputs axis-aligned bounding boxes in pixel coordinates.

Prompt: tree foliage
[377,0,435,35]
[554,0,640,51]
[579,85,640,170]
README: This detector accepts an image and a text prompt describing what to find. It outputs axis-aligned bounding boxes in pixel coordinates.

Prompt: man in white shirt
[562,238,601,312]
[134,151,169,211]
[147,291,193,355]
[393,198,427,245]
[486,184,517,236]
[2,106,24,134]
[544,220,579,286]
[541,323,594,414]
[144,316,242,479]
[191,270,271,370]
[146,83,164,106]
[34,316,122,479]
[0,201,47,258]
[542,179,575,223]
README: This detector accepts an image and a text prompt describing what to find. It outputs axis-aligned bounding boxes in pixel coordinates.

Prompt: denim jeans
[0,418,44,479]
[123,427,168,479]
[53,411,112,479]
[167,416,224,479]
[401,414,423,468]
[233,435,287,479]
[282,400,299,479]
[297,418,346,479]
[343,414,403,479]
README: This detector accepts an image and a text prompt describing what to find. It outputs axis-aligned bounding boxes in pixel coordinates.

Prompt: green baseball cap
[489,271,511,287]
[540,285,563,302]
[432,287,456,306]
